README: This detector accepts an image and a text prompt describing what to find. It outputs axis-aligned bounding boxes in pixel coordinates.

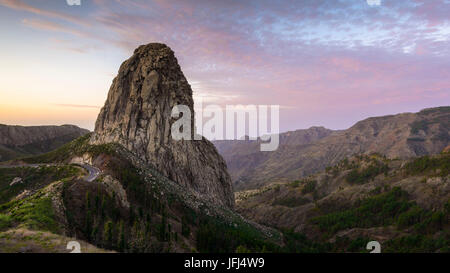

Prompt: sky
[0,0,449,132]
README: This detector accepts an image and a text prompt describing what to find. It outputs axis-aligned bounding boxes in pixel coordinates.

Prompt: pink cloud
[0,0,89,26]
[2,0,449,131]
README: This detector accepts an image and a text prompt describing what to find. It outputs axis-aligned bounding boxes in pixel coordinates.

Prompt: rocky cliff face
[91,43,234,208]
[0,124,89,162]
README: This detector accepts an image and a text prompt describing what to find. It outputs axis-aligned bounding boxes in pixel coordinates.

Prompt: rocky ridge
[215,107,449,190]
[0,124,89,162]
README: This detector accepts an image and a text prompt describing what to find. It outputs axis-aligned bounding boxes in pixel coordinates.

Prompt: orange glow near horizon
[0,103,99,130]
[0,0,448,132]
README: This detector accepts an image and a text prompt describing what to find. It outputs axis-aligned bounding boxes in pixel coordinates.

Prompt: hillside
[0,124,89,162]
[236,151,450,252]
[214,107,450,190]
[1,134,284,253]
[1,134,448,253]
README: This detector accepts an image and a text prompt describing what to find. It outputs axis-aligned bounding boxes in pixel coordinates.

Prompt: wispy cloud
[22,18,86,37]
[0,0,89,26]
[1,0,449,130]
[54,104,101,109]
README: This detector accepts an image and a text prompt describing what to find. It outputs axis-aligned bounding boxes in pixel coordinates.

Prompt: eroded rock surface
[91,43,234,208]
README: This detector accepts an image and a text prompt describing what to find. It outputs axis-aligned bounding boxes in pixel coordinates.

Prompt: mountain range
[214,106,449,190]
[0,125,89,162]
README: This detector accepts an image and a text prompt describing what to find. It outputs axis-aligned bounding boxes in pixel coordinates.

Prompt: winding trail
[0,163,100,182]
[80,164,100,182]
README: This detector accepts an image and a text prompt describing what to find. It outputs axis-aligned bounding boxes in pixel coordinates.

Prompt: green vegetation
[8,133,448,253]
[196,216,280,253]
[235,245,252,253]
[419,106,450,115]
[410,120,429,134]
[282,229,329,253]
[0,214,12,231]
[311,187,413,234]
[0,146,24,163]
[301,180,317,194]
[412,107,450,141]
[345,161,388,184]
[310,188,450,253]
[0,130,87,162]
[326,154,389,180]
[0,165,82,204]
[403,153,449,177]
[324,236,372,253]
[22,134,116,164]
[384,234,449,253]
[0,189,61,234]
[272,196,310,208]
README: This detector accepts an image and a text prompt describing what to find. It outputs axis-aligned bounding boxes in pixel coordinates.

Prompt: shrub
[0,214,12,230]
[404,154,449,177]
[311,187,411,234]
[301,180,317,194]
[272,196,309,208]
[346,162,389,184]
[410,120,429,134]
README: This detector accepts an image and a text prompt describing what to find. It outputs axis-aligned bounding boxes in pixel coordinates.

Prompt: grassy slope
[0,165,84,204]
[0,164,111,253]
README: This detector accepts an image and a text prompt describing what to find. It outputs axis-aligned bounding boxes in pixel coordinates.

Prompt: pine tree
[95,194,100,212]
[159,212,167,241]
[91,224,98,244]
[104,220,114,249]
[117,220,125,252]
[101,196,106,219]
[85,210,92,240]
[85,191,91,210]
[182,216,190,237]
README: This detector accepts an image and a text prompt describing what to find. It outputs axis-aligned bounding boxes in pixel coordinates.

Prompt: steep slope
[236,151,450,252]
[0,163,111,253]
[0,134,282,253]
[91,43,233,208]
[216,107,449,190]
[0,124,89,162]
